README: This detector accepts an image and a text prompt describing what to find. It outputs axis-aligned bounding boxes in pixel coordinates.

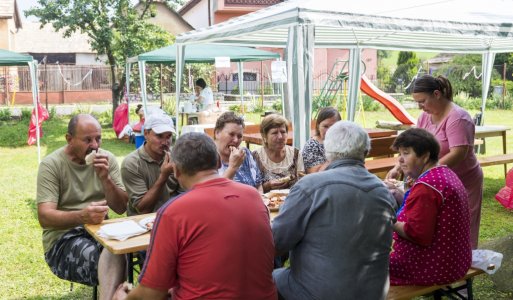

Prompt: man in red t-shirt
[114,132,277,300]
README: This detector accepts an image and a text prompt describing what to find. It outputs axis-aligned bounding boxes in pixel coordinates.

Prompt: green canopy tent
[0,49,41,161]
[126,43,280,131]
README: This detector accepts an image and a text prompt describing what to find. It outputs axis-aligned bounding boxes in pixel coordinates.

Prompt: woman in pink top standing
[387,74,483,249]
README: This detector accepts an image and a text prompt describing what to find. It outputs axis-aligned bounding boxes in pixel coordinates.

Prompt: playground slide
[360,75,416,125]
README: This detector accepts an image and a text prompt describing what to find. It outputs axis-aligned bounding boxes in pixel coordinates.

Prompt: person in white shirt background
[195,78,214,112]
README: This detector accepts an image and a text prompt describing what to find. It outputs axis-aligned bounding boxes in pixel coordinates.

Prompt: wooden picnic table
[85,206,279,283]
[475,125,510,175]
[85,213,156,283]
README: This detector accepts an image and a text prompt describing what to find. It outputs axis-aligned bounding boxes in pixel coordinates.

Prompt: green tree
[391,51,420,92]
[434,54,498,98]
[26,0,174,115]
[164,0,188,11]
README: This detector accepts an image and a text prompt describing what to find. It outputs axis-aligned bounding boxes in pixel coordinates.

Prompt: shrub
[20,108,32,121]
[48,106,57,120]
[92,110,113,127]
[361,95,382,112]
[251,104,265,114]
[162,94,177,116]
[271,100,282,112]
[0,108,11,121]
[228,104,248,113]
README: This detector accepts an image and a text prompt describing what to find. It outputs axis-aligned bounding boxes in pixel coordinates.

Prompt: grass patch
[1,109,512,298]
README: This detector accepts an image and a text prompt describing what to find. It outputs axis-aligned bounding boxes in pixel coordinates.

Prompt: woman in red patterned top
[385,128,471,285]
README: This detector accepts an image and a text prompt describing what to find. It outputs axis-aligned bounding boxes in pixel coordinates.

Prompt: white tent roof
[175,0,513,147]
[177,0,513,53]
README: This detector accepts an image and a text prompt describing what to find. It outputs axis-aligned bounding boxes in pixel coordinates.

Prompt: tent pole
[286,24,314,149]
[176,44,186,134]
[160,64,164,108]
[347,48,362,121]
[238,62,244,116]
[125,63,131,124]
[138,61,148,117]
[481,51,496,126]
[29,61,41,163]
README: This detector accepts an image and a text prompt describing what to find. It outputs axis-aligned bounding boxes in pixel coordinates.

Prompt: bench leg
[434,278,473,300]
[467,278,474,300]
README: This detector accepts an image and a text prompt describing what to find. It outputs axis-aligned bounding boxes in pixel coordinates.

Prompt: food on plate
[266,195,286,211]
[144,221,154,230]
[275,175,293,184]
[263,190,289,211]
[85,150,98,165]
[138,216,156,231]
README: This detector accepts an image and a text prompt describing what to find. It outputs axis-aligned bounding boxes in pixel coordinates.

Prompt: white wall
[182,0,210,30]
[76,53,106,65]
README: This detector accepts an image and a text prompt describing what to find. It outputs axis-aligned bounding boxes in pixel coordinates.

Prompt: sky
[18,0,38,21]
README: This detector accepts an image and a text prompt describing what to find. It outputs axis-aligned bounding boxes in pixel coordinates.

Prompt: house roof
[15,22,94,54]
[178,0,201,15]
[135,1,194,33]
[0,0,22,29]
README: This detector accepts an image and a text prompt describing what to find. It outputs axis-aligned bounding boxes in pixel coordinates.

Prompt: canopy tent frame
[0,49,40,161]
[126,44,280,131]
[174,0,513,148]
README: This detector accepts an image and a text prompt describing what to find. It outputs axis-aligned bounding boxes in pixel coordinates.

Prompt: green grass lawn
[1,108,512,299]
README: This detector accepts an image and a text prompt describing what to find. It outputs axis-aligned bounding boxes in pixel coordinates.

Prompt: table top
[86,206,278,255]
[475,125,510,134]
[84,213,155,255]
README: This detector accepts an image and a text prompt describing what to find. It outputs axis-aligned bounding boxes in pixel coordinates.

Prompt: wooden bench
[477,153,513,169]
[367,135,397,158]
[387,267,486,300]
[365,153,513,177]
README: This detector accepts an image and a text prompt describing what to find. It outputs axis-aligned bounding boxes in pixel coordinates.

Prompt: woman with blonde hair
[252,114,304,193]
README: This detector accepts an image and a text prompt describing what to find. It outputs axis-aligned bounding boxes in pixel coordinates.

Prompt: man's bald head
[68,114,100,137]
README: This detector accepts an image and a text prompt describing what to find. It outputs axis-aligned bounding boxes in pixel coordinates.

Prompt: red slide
[360,75,416,125]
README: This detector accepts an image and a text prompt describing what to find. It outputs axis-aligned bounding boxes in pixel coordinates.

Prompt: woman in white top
[252,114,305,193]
[195,78,214,112]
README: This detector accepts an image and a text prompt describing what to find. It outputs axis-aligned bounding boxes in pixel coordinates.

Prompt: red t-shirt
[139,177,277,300]
[403,183,443,247]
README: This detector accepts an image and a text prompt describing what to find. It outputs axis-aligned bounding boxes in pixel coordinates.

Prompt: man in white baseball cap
[121,112,181,216]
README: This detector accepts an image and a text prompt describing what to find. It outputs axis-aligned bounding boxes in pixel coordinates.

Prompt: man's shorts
[44,226,103,286]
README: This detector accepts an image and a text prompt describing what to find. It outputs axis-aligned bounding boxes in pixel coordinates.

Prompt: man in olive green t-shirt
[36,114,128,300]
[121,113,180,216]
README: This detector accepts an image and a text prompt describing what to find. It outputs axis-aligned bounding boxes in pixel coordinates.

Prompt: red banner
[27,102,49,145]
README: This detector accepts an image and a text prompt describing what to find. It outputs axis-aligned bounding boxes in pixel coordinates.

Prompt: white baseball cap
[144,113,176,134]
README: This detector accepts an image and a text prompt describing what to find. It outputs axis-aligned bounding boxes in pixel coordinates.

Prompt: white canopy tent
[175,0,513,148]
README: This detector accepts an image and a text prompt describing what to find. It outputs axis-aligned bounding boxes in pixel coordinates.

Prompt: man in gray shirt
[121,113,180,215]
[272,121,397,300]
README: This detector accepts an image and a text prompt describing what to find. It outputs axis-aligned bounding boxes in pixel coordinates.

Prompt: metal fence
[0,64,383,97]
[0,65,112,93]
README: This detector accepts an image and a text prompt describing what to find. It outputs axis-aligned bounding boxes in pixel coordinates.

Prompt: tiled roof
[15,22,94,54]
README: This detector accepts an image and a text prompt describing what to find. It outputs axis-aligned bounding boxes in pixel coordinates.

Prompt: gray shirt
[121,145,180,216]
[272,158,397,300]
